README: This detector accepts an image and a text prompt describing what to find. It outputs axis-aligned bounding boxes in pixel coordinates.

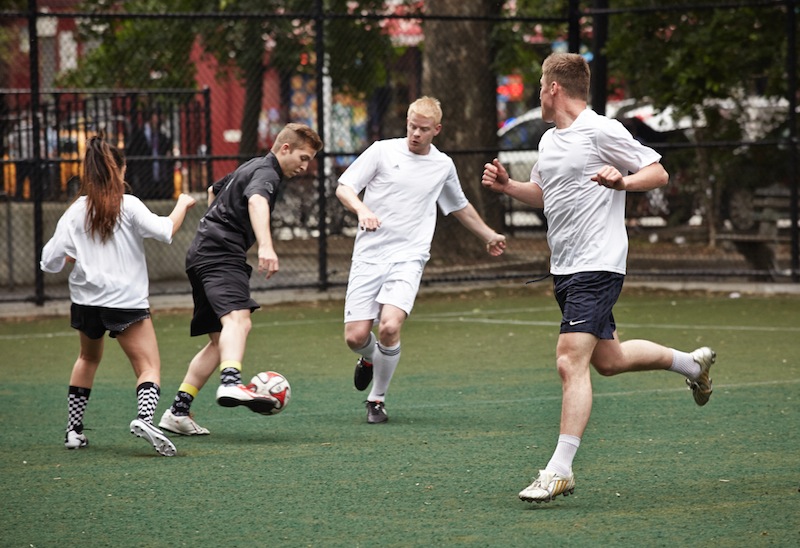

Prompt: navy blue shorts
[553,271,624,340]
[70,303,150,339]
[187,261,260,337]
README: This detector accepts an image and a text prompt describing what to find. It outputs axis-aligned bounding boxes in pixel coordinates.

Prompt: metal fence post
[787,0,798,282]
[28,0,45,305]
[315,0,329,291]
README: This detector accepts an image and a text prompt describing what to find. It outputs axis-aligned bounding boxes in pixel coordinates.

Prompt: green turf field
[1,285,799,547]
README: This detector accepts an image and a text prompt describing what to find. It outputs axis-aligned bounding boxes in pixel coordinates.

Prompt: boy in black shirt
[160,123,323,435]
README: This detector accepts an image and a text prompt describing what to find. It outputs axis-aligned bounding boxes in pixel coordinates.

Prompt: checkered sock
[67,386,91,432]
[136,382,160,423]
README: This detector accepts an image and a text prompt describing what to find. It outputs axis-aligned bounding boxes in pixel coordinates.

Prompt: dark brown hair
[80,132,126,242]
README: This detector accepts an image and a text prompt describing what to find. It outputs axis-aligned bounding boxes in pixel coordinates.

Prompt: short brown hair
[271,123,324,154]
[542,53,590,101]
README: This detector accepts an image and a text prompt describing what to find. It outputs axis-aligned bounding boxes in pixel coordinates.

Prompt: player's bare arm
[482,158,544,209]
[168,193,198,237]
[451,203,507,257]
[335,184,381,231]
[207,185,216,206]
[592,162,669,192]
[248,194,279,279]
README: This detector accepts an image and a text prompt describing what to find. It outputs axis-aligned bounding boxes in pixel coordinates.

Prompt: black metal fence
[1,1,797,306]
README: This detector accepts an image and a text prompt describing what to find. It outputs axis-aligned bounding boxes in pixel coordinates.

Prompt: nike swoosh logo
[569,320,587,326]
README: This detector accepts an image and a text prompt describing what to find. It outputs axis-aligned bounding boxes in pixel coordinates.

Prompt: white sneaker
[130,418,177,457]
[159,409,210,436]
[686,347,716,406]
[519,469,575,503]
[216,384,278,415]
[65,429,88,449]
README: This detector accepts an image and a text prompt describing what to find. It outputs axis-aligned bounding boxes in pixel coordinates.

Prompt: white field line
[414,315,800,333]
[3,304,799,340]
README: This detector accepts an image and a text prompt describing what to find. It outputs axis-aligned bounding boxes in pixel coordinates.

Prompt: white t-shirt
[40,195,174,308]
[531,109,662,275]
[338,138,468,263]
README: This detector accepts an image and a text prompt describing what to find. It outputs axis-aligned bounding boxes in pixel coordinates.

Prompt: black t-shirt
[186,153,283,268]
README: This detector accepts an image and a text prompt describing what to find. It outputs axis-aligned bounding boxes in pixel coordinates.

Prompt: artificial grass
[1,286,798,547]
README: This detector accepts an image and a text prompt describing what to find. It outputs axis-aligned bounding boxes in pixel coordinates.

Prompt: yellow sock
[219,360,242,372]
[178,383,199,398]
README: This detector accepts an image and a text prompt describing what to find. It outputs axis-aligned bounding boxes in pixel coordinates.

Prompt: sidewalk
[2,280,799,321]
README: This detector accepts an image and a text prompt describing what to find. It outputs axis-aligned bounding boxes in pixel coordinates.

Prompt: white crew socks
[668,349,701,380]
[545,434,581,477]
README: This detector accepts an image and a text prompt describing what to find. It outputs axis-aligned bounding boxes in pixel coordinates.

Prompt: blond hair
[408,96,443,125]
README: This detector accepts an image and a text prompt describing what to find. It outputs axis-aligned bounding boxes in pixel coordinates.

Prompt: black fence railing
[1,88,212,201]
[0,1,797,307]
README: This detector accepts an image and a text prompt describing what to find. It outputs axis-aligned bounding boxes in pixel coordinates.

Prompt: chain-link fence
[1,1,798,305]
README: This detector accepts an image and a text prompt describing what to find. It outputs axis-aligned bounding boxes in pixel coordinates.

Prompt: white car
[497,107,552,183]
[497,100,643,182]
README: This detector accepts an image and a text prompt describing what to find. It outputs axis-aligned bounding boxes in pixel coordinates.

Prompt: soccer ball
[249,371,292,415]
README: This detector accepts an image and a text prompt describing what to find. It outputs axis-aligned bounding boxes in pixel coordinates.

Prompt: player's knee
[377,320,401,344]
[592,361,618,376]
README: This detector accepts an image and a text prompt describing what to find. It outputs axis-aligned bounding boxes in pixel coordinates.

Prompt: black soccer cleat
[354,357,373,391]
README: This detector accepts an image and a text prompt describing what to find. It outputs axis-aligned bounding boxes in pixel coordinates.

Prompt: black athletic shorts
[187,260,260,337]
[70,303,150,339]
[553,271,624,340]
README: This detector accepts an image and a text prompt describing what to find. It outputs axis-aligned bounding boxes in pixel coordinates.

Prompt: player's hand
[65,255,75,264]
[591,165,625,190]
[177,193,197,210]
[485,233,507,256]
[257,247,279,279]
[482,158,509,193]
[358,210,381,232]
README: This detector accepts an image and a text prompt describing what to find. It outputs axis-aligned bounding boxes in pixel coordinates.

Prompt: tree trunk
[422,1,505,261]
[239,21,265,158]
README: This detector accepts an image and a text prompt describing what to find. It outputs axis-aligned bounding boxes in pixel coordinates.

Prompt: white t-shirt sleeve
[125,195,174,243]
[597,118,662,173]
[436,161,469,216]
[40,212,73,273]
[339,142,381,193]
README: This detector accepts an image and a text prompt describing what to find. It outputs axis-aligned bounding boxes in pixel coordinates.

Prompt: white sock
[354,332,376,362]
[368,342,400,402]
[545,434,581,477]
[668,349,701,379]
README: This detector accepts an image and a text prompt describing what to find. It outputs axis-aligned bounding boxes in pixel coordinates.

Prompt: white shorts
[344,260,426,323]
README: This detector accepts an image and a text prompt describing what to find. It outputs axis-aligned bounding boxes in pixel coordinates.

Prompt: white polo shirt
[40,195,174,308]
[531,109,662,275]
[338,138,468,264]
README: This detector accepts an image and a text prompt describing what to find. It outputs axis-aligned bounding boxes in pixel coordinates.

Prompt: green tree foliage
[58,0,400,155]
[604,1,789,116]
[57,0,197,89]
[604,2,795,236]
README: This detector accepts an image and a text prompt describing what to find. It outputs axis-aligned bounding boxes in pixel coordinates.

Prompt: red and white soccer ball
[249,371,292,415]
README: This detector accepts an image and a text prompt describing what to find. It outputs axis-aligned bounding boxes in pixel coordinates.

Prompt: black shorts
[187,261,260,337]
[553,271,624,340]
[70,303,150,339]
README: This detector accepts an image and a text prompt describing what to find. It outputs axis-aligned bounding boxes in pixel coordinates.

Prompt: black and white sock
[220,360,242,386]
[136,382,160,423]
[67,385,91,432]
